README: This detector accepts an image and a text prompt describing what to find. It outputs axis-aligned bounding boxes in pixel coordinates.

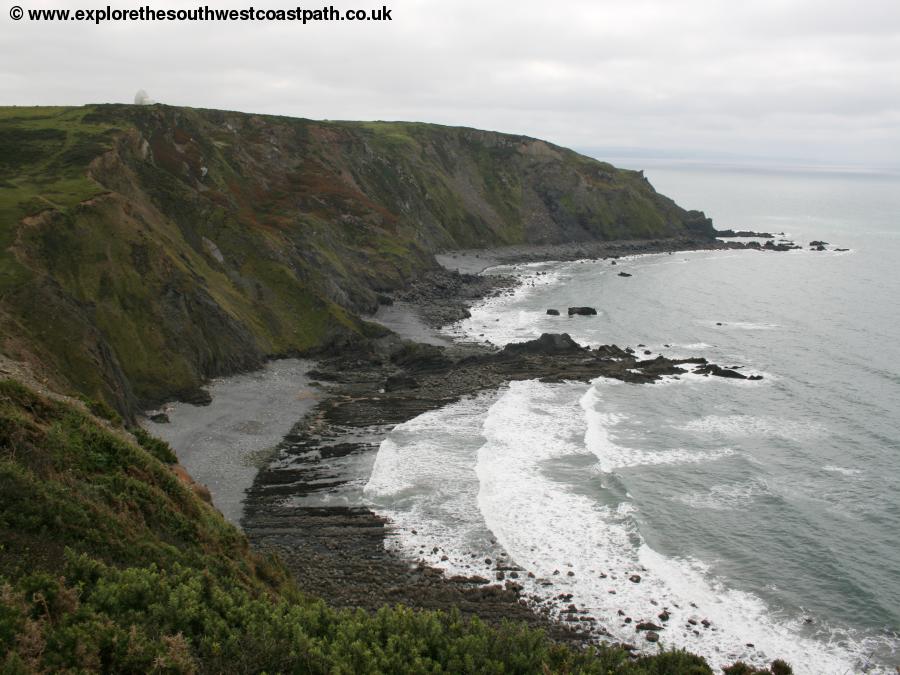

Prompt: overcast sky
[2,0,899,168]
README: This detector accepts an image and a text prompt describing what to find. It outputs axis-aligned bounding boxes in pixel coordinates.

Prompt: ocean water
[364,166,900,673]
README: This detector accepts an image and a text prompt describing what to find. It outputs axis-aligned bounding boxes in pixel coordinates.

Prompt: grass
[0,107,119,291]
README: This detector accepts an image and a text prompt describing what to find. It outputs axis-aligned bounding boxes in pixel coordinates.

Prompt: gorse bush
[1,554,716,674]
[77,393,123,427]
[132,426,179,464]
[0,379,787,673]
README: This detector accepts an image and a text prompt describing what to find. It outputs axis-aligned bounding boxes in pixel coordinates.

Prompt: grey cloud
[1,0,898,166]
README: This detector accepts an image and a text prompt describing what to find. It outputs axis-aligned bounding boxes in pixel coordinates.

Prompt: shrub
[132,427,178,464]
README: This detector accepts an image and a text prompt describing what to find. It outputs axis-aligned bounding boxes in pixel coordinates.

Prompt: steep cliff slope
[0,105,714,415]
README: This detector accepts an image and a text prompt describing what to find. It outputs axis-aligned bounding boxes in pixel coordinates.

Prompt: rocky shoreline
[411,235,795,328]
[241,236,777,651]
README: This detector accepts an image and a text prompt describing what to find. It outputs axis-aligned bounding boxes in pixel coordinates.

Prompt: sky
[2,0,899,169]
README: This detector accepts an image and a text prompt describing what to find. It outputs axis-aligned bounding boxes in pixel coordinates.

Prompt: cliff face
[0,104,714,415]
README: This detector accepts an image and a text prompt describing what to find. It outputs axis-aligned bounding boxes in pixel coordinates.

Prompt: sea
[363,163,900,673]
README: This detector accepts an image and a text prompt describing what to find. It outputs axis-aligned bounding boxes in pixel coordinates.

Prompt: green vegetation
[0,377,772,674]
[0,107,118,290]
[723,661,793,675]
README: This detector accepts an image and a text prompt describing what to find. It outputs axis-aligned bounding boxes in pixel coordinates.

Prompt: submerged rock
[546,308,560,315]
[617,272,632,277]
[567,306,598,316]
[763,240,801,251]
[694,364,756,380]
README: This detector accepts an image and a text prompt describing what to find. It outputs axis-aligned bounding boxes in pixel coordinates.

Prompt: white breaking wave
[823,464,863,477]
[363,391,503,576]
[678,479,773,511]
[580,384,736,472]
[681,414,825,442]
[474,380,867,673]
[365,377,874,674]
[445,261,572,346]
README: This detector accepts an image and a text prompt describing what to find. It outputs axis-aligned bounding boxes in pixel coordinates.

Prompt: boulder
[594,344,631,359]
[181,388,212,406]
[618,272,632,277]
[629,574,642,583]
[694,364,747,379]
[546,308,560,316]
[500,333,585,356]
[763,240,800,251]
[645,631,660,643]
[636,622,662,631]
[568,306,598,316]
[390,342,453,371]
[149,412,170,423]
[384,374,420,391]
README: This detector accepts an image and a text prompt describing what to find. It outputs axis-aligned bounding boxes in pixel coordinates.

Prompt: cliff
[0,104,714,416]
